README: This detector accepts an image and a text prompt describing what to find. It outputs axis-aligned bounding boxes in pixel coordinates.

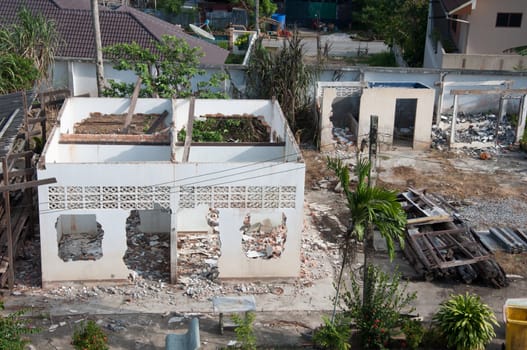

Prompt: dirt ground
[4,146,527,349]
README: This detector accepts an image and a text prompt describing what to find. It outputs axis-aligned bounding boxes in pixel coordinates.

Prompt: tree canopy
[0,6,59,93]
[359,0,428,66]
[103,35,227,99]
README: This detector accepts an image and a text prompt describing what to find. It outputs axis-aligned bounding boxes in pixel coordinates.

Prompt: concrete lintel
[60,133,170,144]
[450,89,527,96]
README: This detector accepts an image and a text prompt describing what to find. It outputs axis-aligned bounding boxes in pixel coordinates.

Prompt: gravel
[456,198,527,230]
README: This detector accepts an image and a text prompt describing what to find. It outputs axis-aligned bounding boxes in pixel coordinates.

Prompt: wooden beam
[145,110,169,134]
[122,76,142,133]
[0,177,56,192]
[2,158,14,290]
[450,88,527,96]
[0,168,35,182]
[182,98,195,163]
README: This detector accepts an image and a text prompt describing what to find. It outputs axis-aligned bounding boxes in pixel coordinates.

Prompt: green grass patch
[365,51,397,67]
[225,53,245,64]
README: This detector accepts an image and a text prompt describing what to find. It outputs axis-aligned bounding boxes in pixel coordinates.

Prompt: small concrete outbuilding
[318,81,435,150]
[37,98,305,287]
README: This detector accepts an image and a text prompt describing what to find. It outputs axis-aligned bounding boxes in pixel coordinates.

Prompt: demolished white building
[37,98,305,287]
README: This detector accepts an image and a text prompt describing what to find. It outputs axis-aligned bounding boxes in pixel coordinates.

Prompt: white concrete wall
[56,214,97,242]
[441,53,527,71]
[38,162,175,285]
[71,62,97,97]
[467,0,527,54]
[38,97,305,283]
[173,145,284,163]
[174,162,305,278]
[59,98,173,133]
[358,87,435,149]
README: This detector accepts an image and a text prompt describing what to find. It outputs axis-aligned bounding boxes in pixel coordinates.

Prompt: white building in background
[37,98,305,287]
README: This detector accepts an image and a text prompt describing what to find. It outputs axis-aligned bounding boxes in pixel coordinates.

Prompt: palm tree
[327,157,406,321]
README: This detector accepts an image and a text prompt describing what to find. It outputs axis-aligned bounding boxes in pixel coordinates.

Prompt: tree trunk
[91,0,105,96]
[362,223,374,307]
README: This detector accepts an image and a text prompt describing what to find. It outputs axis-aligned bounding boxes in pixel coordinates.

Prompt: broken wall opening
[393,98,417,146]
[240,212,287,259]
[123,209,170,281]
[331,92,361,147]
[177,207,221,281]
[56,214,103,262]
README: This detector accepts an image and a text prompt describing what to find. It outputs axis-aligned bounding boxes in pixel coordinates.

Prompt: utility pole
[255,0,260,35]
[91,0,105,96]
[368,115,378,187]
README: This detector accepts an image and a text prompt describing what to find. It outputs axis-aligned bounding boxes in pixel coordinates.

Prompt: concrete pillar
[496,97,506,145]
[449,94,458,145]
[320,88,337,151]
[516,95,527,143]
[170,185,179,284]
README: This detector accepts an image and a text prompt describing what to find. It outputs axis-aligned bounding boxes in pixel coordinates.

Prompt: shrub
[72,320,109,350]
[313,315,351,350]
[341,265,416,349]
[231,312,256,350]
[433,292,498,350]
[0,302,39,350]
[402,319,425,349]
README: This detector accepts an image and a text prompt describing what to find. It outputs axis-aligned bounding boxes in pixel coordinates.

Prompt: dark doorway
[393,99,417,147]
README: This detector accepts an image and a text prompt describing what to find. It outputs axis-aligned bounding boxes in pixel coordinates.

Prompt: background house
[424,0,527,70]
[0,0,229,97]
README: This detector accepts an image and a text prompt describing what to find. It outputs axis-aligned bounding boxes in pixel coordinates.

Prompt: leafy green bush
[433,292,498,350]
[231,312,256,350]
[313,315,351,350]
[342,265,416,349]
[0,302,39,350]
[234,33,250,49]
[402,319,425,349]
[366,51,397,67]
[72,320,109,350]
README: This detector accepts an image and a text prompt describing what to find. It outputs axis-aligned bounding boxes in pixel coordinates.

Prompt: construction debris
[474,227,527,254]
[399,188,508,288]
[432,112,517,152]
[240,213,287,259]
[74,112,168,134]
[58,223,104,262]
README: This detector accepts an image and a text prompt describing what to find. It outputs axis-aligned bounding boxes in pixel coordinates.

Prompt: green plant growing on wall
[72,320,109,350]
[231,312,256,350]
[0,302,40,350]
[402,318,425,349]
[433,292,498,350]
[103,35,227,99]
[312,315,351,350]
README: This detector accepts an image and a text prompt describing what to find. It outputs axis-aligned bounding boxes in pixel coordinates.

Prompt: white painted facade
[37,98,305,286]
[423,0,527,70]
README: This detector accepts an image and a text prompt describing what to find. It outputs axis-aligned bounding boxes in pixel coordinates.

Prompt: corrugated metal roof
[0,91,34,158]
[0,0,228,65]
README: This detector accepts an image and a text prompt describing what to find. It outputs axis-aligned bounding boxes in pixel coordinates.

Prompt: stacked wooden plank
[398,188,508,288]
